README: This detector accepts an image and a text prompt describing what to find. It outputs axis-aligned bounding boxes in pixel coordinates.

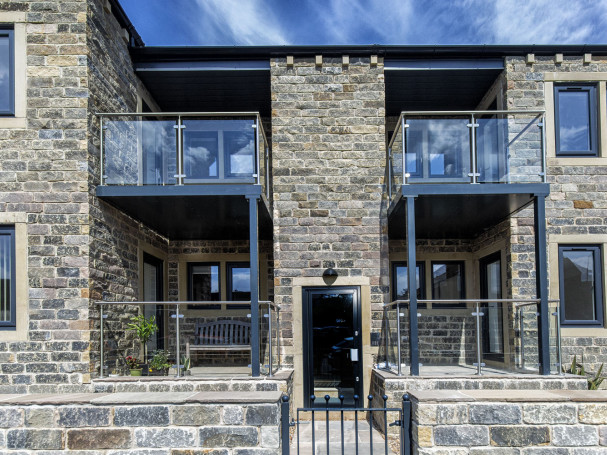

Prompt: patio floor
[291,420,397,455]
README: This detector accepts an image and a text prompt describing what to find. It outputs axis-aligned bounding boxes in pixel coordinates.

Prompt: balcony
[388,110,546,192]
[387,110,550,239]
[379,298,562,377]
[95,113,272,240]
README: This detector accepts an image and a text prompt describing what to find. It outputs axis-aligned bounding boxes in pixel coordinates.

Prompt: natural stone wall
[505,55,607,375]
[0,0,92,392]
[0,391,285,453]
[271,56,388,367]
[409,389,607,454]
[87,0,168,381]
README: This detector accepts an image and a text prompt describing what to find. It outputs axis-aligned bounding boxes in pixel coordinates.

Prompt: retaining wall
[0,391,285,454]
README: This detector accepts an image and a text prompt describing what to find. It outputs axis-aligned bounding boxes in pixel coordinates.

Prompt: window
[0,27,13,116]
[187,263,220,310]
[558,245,603,327]
[227,262,250,309]
[391,262,425,307]
[431,261,465,308]
[554,84,598,156]
[0,226,15,329]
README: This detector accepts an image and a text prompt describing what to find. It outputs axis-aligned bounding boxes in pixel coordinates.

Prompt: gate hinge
[389,420,402,427]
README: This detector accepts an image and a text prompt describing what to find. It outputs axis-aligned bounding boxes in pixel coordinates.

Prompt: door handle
[350,348,359,362]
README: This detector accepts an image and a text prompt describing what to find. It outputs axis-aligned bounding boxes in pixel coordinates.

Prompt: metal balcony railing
[95,300,280,379]
[387,110,546,200]
[97,112,270,200]
[379,298,562,376]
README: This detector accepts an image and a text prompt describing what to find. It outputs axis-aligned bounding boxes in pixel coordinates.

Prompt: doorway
[480,252,504,362]
[302,287,363,408]
[143,252,164,359]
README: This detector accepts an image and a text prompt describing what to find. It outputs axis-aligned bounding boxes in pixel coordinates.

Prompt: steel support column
[247,195,261,377]
[406,196,419,376]
[534,195,550,375]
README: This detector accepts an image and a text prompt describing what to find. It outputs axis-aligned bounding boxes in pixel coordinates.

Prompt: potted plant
[125,356,142,376]
[149,350,171,376]
[126,314,158,368]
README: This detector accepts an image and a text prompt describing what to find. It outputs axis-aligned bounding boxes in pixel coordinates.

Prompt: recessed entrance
[302,287,363,408]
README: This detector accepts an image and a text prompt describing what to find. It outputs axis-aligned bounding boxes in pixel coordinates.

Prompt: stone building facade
[0,0,605,407]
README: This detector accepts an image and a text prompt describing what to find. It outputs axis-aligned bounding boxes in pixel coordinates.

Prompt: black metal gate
[281,394,412,455]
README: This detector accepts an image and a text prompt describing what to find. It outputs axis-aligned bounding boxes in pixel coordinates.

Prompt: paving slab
[186,391,282,403]
[1,393,104,405]
[90,392,195,405]
[409,390,475,402]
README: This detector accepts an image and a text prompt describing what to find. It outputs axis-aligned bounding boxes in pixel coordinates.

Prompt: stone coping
[92,369,293,382]
[374,368,582,381]
[409,389,607,403]
[0,391,284,405]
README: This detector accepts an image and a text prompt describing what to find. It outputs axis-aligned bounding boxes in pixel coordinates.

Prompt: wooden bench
[185,320,251,359]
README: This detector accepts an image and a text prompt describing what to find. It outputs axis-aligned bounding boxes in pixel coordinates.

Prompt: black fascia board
[130,44,607,63]
[108,0,145,47]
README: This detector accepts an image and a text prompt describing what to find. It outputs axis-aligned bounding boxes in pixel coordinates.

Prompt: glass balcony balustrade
[379,299,562,376]
[98,113,270,197]
[388,111,546,199]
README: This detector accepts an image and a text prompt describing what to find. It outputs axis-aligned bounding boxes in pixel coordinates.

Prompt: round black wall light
[323,268,338,278]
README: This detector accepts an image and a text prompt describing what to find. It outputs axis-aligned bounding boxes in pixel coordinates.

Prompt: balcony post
[247,194,261,377]
[406,196,419,376]
[534,194,550,375]
[99,116,104,186]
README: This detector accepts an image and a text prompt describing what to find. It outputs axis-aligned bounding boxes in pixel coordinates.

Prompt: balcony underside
[96,185,272,240]
[388,184,550,239]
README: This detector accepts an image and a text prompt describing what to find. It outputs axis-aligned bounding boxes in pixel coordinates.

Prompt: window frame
[558,245,604,327]
[0,225,16,330]
[391,261,426,308]
[187,262,221,310]
[554,83,598,157]
[226,261,251,309]
[431,260,466,308]
[0,27,13,117]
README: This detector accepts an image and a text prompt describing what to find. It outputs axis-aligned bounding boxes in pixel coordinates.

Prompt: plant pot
[130,369,143,376]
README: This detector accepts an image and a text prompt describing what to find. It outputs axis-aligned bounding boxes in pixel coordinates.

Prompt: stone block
[245,404,279,426]
[114,406,170,427]
[171,451,228,455]
[523,404,577,424]
[490,426,550,447]
[260,425,280,448]
[135,428,196,448]
[7,429,64,450]
[470,404,521,424]
[552,425,599,446]
[579,404,607,424]
[171,405,221,426]
[24,407,55,427]
[223,405,244,425]
[58,406,111,427]
[234,449,280,455]
[470,449,520,455]
[0,407,24,427]
[434,425,489,446]
[67,428,131,449]
[199,426,258,448]
[436,404,468,424]
[600,425,607,446]
[522,449,569,454]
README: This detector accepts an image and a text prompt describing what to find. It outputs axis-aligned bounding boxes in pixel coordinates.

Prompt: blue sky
[120,0,607,47]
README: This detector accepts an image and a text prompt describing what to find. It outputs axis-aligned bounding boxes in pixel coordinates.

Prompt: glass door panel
[480,253,504,362]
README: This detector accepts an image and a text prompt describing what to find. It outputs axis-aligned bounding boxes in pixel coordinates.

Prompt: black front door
[303,287,362,408]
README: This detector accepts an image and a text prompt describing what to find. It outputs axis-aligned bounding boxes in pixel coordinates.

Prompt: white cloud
[488,0,607,44]
[193,0,289,45]
[307,0,414,43]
